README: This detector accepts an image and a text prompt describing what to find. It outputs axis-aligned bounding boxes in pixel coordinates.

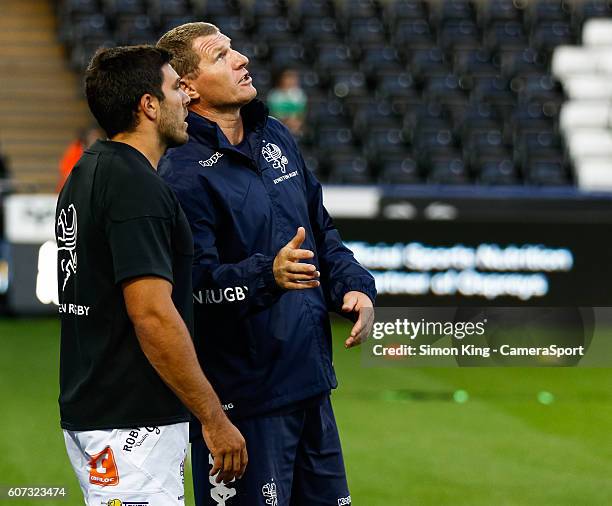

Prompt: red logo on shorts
[88,446,120,486]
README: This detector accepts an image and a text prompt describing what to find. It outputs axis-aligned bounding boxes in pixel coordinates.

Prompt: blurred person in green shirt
[267,69,307,137]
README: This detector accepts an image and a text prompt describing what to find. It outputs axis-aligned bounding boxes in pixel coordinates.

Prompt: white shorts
[63,422,189,506]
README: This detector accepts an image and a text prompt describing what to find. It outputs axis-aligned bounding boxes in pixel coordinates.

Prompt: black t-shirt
[56,140,193,431]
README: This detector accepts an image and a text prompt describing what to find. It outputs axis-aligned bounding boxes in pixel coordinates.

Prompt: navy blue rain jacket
[160,100,376,420]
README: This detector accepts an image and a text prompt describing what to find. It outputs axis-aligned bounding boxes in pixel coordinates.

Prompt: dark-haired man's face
[158,64,190,147]
[187,32,257,111]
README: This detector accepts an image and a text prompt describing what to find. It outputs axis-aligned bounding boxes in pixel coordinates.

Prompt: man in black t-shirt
[56,46,246,506]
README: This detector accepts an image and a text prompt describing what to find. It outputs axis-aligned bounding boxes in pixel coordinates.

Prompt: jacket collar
[186,99,269,157]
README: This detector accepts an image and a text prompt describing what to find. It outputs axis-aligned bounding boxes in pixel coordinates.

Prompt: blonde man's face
[186,32,257,110]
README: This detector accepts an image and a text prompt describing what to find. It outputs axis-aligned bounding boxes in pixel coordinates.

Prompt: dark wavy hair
[85,45,171,138]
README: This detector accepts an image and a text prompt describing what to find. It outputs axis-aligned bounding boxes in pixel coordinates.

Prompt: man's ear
[181,78,200,100]
[140,93,159,122]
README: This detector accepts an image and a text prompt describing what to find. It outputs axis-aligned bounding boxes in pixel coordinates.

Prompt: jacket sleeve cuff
[331,276,377,309]
[258,255,278,292]
[250,254,283,305]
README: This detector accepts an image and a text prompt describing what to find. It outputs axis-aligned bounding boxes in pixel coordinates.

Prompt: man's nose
[180,88,190,106]
[233,49,249,68]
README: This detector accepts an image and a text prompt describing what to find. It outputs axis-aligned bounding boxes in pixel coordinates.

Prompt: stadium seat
[575,158,612,190]
[306,97,350,130]
[268,42,309,69]
[413,127,456,159]
[103,0,144,16]
[301,17,341,44]
[115,14,155,45]
[375,71,416,100]
[57,0,599,187]
[161,15,200,35]
[454,48,499,78]
[530,21,575,52]
[463,127,506,159]
[501,47,547,78]
[476,0,522,26]
[149,0,190,20]
[207,15,245,39]
[70,37,116,70]
[430,0,474,25]
[582,18,612,45]
[393,19,434,49]
[423,74,465,103]
[563,75,612,100]
[192,0,235,17]
[438,19,481,53]
[366,126,407,158]
[383,0,428,26]
[477,156,520,185]
[524,0,570,28]
[428,156,469,184]
[378,155,421,184]
[570,0,612,26]
[315,43,354,73]
[559,102,612,131]
[299,148,323,178]
[512,102,555,131]
[405,102,449,137]
[566,129,612,160]
[66,13,110,45]
[327,154,371,184]
[525,158,570,185]
[451,102,500,137]
[336,0,379,20]
[61,0,100,16]
[551,46,607,79]
[246,65,272,95]
[288,0,332,25]
[513,74,564,103]
[359,44,403,77]
[410,46,449,80]
[346,18,386,46]
[470,76,514,106]
[253,16,294,44]
[351,100,400,140]
[485,21,528,51]
[317,126,356,153]
[242,0,284,19]
[328,69,368,98]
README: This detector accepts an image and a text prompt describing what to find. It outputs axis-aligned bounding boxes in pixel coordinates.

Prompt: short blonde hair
[157,22,219,78]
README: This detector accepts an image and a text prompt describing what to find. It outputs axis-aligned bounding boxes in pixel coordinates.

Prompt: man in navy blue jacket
[158,23,376,506]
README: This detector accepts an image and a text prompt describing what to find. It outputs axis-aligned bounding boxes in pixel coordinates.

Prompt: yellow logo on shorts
[107,500,122,506]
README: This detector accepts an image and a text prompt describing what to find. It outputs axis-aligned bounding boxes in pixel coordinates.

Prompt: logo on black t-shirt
[57,204,78,291]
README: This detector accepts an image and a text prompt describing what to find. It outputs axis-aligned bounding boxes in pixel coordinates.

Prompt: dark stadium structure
[54,0,612,185]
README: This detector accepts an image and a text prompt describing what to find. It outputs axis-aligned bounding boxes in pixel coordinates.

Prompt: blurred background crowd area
[1,0,612,191]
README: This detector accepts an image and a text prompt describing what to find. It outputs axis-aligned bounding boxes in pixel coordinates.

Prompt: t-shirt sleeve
[102,164,177,285]
[107,215,174,284]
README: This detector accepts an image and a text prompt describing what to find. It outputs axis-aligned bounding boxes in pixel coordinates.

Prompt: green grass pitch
[1,317,611,505]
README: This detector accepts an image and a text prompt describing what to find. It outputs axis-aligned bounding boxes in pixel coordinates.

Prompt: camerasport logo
[88,446,119,486]
[56,204,78,291]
